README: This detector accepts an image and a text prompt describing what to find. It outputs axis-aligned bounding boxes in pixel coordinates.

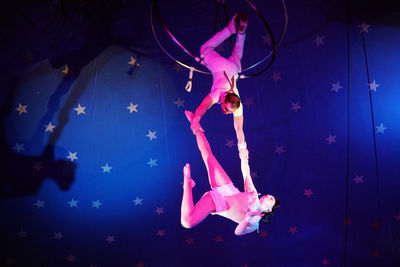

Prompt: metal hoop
[150,0,288,78]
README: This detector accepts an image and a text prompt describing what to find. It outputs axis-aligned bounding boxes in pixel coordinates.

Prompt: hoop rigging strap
[150,0,288,78]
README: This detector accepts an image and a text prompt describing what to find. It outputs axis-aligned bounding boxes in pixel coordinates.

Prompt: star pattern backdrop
[1,0,400,266]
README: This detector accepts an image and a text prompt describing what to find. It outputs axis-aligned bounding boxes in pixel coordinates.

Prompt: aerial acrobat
[150,0,287,234]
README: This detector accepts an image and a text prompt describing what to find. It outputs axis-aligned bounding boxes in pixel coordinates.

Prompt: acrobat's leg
[228,13,247,70]
[181,163,215,228]
[184,111,232,188]
[199,15,238,73]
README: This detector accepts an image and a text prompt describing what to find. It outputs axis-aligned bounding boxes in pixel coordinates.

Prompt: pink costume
[209,183,261,231]
[200,27,246,104]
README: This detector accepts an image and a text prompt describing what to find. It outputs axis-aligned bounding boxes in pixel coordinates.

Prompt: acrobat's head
[259,194,280,224]
[221,92,240,114]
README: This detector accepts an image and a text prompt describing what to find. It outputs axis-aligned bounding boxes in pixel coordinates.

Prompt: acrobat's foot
[184,110,194,123]
[227,13,238,34]
[238,13,248,34]
[183,163,196,188]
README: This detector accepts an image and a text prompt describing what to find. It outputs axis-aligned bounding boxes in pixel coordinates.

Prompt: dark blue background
[1,0,399,266]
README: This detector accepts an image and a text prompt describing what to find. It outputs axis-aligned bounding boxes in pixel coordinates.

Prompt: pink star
[372,221,381,229]
[173,63,182,72]
[156,229,166,237]
[270,72,282,83]
[53,232,63,240]
[291,101,301,112]
[321,258,330,265]
[154,207,165,215]
[358,21,371,33]
[244,97,253,107]
[185,237,195,244]
[259,230,268,237]
[262,34,272,45]
[289,227,298,235]
[251,171,258,179]
[215,235,224,243]
[304,189,313,197]
[394,214,400,221]
[325,134,336,144]
[275,146,285,155]
[313,35,325,47]
[225,139,235,148]
[66,255,76,262]
[105,235,115,244]
[353,175,364,184]
[17,229,27,238]
[33,162,44,172]
[4,258,15,265]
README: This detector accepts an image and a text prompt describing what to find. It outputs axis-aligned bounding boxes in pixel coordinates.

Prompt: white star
[67,152,78,162]
[155,207,165,215]
[54,232,64,240]
[270,72,282,83]
[291,101,301,112]
[325,134,336,144]
[275,146,285,155]
[92,200,103,208]
[105,235,115,244]
[15,103,28,115]
[126,102,138,114]
[101,163,112,173]
[313,35,325,47]
[67,198,78,207]
[45,122,56,133]
[34,200,45,208]
[358,21,371,33]
[376,123,387,134]
[331,81,343,93]
[147,158,158,167]
[368,80,380,92]
[133,197,143,206]
[146,130,157,140]
[12,143,24,153]
[174,98,185,108]
[73,103,86,115]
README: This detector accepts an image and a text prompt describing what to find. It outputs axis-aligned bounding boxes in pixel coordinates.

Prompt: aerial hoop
[150,0,288,78]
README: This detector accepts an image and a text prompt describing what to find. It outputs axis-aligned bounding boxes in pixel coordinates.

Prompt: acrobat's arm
[191,95,215,134]
[234,211,261,236]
